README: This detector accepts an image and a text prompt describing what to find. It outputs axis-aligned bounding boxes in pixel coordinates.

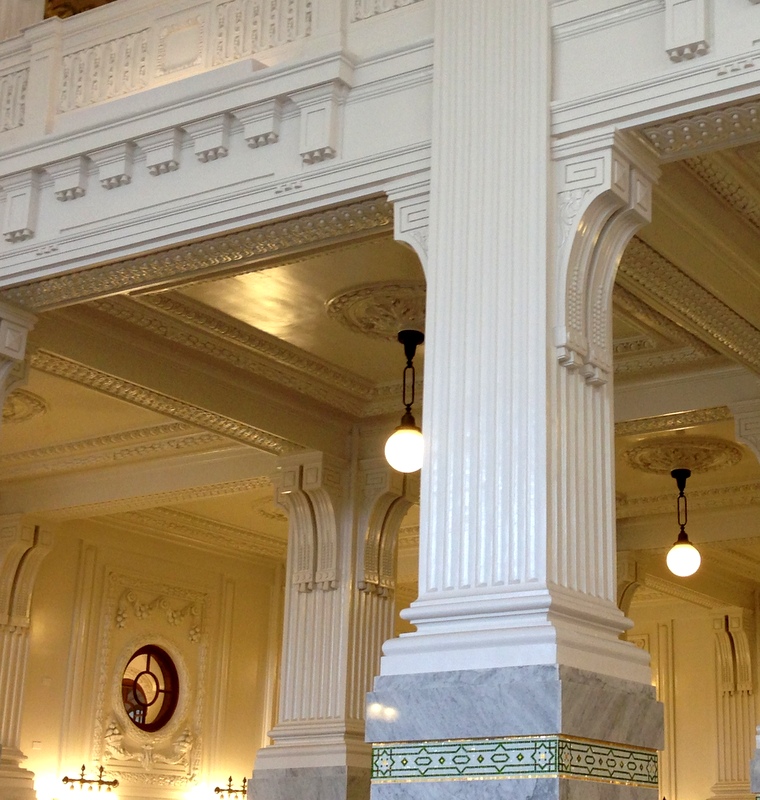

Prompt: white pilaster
[250,452,414,799]
[711,611,756,800]
[0,515,53,800]
[379,0,655,686]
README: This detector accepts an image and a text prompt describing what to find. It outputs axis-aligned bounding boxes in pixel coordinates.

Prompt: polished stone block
[366,665,663,750]
[249,765,370,800]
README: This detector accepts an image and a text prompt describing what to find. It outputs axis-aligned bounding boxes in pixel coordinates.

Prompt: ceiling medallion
[623,436,743,475]
[325,280,426,341]
[2,389,48,424]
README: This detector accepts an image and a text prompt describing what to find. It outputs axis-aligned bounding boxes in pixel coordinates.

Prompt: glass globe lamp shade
[666,539,701,577]
[384,424,423,473]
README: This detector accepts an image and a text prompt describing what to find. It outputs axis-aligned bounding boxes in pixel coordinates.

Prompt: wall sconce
[62,765,119,792]
[666,468,701,577]
[385,329,424,473]
[214,777,248,797]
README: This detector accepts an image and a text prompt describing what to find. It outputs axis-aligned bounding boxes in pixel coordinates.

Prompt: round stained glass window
[121,645,179,732]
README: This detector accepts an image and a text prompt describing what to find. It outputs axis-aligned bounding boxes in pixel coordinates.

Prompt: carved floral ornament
[623,436,743,475]
[2,389,47,424]
[325,280,426,340]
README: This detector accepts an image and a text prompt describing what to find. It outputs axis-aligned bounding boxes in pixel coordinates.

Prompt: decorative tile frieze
[371,736,658,786]
[0,198,393,311]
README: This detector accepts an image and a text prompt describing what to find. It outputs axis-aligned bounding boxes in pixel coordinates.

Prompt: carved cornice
[0,422,241,481]
[0,199,393,312]
[615,406,732,438]
[2,389,47,424]
[623,436,743,474]
[99,506,286,561]
[325,280,426,340]
[112,294,375,415]
[638,574,724,609]
[617,480,760,518]
[29,350,303,455]
[618,238,760,374]
[684,154,760,231]
[640,99,760,161]
[38,476,271,520]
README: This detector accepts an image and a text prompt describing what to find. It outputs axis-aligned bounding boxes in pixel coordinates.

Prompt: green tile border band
[372,735,658,787]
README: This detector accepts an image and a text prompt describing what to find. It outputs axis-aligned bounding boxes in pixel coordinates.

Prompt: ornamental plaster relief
[39,475,271,520]
[92,571,207,789]
[29,350,303,454]
[0,198,393,311]
[618,238,760,374]
[622,436,744,475]
[616,480,760,519]
[351,0,423,22]
[1,388,46,425]
[614,406,732,438]
[0,68,26,132]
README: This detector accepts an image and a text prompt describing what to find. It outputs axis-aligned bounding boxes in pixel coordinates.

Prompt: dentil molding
[640,99,760,161]
[0,198,394,312]
[623,435,743,474]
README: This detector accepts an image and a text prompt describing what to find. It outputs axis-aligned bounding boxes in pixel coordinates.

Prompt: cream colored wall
[21,517,283,800]
[628,597,755,800]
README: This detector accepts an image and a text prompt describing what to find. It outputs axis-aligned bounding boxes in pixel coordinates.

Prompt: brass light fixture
[384,330,424,473]
[62,765,119,792]
[214,777,248,797]
[666,468,701,577]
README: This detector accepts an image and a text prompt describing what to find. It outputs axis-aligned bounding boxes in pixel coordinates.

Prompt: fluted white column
[250,453,414,800]
[0,516,53,800]
[380,0,652,684]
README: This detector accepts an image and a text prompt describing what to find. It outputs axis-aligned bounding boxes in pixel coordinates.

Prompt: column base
[0,749,36,800]
[366,665,663,799]
[249,766,371,800]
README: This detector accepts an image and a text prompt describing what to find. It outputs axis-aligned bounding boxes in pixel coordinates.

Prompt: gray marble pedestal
[249,765,370,800]
[366,665,663,800]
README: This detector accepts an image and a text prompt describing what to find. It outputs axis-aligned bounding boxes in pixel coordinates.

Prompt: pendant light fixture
[385,329,424,473]
[666,468,701,577]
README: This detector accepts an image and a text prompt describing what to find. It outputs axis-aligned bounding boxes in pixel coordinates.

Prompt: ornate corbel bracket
[387,180,429,271]
[47,155,89,201]
[234,99,283,149]
[665,0,710,63]
[138,128,184,175]
[554,133,659,387]
[275,452,347,592]
[1,170,41,243]
[357,458,417,596]
[0,300,36,413]
[90,142,136,189]
[185,113,231,162]
[290,79,350,165]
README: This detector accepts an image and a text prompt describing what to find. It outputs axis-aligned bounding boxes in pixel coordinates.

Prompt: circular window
[121,645,179,732]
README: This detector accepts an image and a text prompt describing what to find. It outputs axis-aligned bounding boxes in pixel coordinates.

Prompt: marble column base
[249,765,370,800]
[366,665,663,800]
